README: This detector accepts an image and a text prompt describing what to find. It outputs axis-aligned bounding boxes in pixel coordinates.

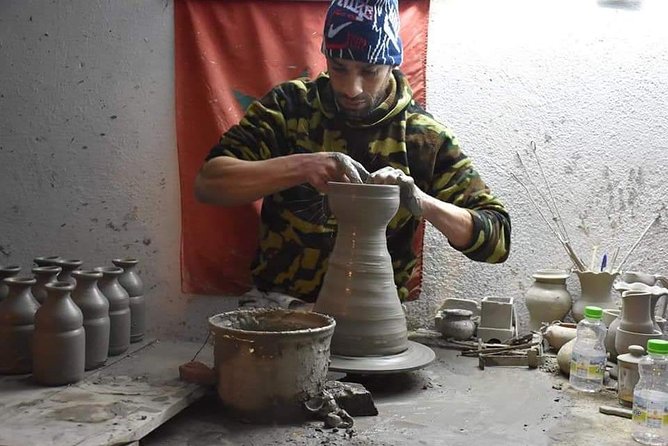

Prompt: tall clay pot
[55,259,83,285]
[572,271,619,322]
[314,182,408,357]
[31,266,62,304]
[71,270,110,370]
[112,258,145,343]
[33,281,85,385]
[0,265,21,301]
[0,277,39,374]
[95,266,130,356]
[525,269,572,331]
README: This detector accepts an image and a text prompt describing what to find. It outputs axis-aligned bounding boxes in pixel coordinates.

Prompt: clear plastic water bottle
[632,339,668,445]
[569,305,607,392]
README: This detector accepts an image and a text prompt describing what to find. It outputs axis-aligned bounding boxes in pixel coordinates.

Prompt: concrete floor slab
[143,348,637,445]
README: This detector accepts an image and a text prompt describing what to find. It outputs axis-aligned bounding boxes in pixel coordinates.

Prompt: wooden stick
[513,149,586,271]
[616,215,660,271]
[530,141,572,241]
[461,341,540,357]
[608,246,620,273]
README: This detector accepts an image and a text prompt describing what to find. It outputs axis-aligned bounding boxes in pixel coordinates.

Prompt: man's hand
[304,152,370,192]
[368,166,425,216]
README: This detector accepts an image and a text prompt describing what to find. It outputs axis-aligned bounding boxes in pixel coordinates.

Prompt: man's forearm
[419,193,474,249]
[195,156,305,206]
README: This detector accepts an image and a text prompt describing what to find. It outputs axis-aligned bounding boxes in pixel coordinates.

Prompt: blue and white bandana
[322,0,403,66]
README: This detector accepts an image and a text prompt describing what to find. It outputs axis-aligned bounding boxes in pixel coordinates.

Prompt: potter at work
[194,0,512,308]
[5,0,668,444]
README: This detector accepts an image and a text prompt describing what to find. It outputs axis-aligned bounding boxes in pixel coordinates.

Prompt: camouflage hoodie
[207,70,511,302]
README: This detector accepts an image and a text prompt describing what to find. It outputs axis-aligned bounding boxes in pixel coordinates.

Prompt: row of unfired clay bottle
[0,256,145,386]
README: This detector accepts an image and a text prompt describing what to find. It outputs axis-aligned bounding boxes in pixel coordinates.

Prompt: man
[195,0,511,307]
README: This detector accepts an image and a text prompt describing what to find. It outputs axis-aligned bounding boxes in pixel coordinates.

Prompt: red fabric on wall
[175,0,430,297]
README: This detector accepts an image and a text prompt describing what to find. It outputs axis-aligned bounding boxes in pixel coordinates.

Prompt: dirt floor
[142,347,637,446]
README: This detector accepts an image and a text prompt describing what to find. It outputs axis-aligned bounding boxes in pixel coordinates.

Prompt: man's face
[326,57,393,119]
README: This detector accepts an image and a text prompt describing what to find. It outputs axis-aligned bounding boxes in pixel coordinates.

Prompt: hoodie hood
[315,69,413,128]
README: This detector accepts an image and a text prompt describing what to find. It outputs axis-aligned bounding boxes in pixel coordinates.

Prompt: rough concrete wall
[0,0,666,342]
[410,0,668,331]
[0,0,236,342]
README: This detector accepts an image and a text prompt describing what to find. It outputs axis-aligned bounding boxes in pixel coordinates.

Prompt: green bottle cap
[584,306,603,319]
[647,339,668,355]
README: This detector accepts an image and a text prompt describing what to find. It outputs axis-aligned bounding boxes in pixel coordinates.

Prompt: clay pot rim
[209,309,336,337]
[532,269,570,280]
[72,269,103,278]
[326,181,400,197]
[34,255,62,261]
[548,322,577,329]
[56,259,83,266]
[45,280,75,290]
[575,270,619,278]
[32,265,62,273]
[112,258,139,266]
[616,327,663,337]
[441,308,473,318]
[616,283,668,297]
[4,276,36,285]
[94,266,123,275]
[621,271,657,283]
[0,265,21,272]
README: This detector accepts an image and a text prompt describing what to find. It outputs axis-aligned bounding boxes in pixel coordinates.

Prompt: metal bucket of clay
[208,308,336,422]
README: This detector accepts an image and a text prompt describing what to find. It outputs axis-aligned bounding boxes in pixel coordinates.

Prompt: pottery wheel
[328,341,435,374]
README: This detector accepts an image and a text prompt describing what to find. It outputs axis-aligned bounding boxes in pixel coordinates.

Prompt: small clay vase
[0,265,21,301]
[314,183,408,357]
[33,256,62,267]
[31,266,62,304]
[71,270,110,370]
[525,269,572,331]
[435,309,476,340]
[33,281,85,385]
[557,337,576,377]
[572,271,619,322]
[55,259,83,285]
[0,277,39,374]
[112,258,145,343]
[543,322,577,351]
[95,266,130,356]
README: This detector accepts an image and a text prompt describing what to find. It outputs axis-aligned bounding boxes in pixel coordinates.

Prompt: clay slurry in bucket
[208,309,335,422]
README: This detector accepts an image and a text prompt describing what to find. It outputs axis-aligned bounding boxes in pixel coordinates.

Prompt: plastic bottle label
[632,394,667,429]
[570,352,605,380]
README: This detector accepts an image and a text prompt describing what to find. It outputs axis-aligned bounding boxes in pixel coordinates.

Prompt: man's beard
[334,90,386,119]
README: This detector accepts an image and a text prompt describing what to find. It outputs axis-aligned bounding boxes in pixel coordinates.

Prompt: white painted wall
[1,0,666,341]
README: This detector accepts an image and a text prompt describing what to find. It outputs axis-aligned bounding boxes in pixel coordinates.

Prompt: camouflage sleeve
[205,85,290,162]
[428,133,511,263]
